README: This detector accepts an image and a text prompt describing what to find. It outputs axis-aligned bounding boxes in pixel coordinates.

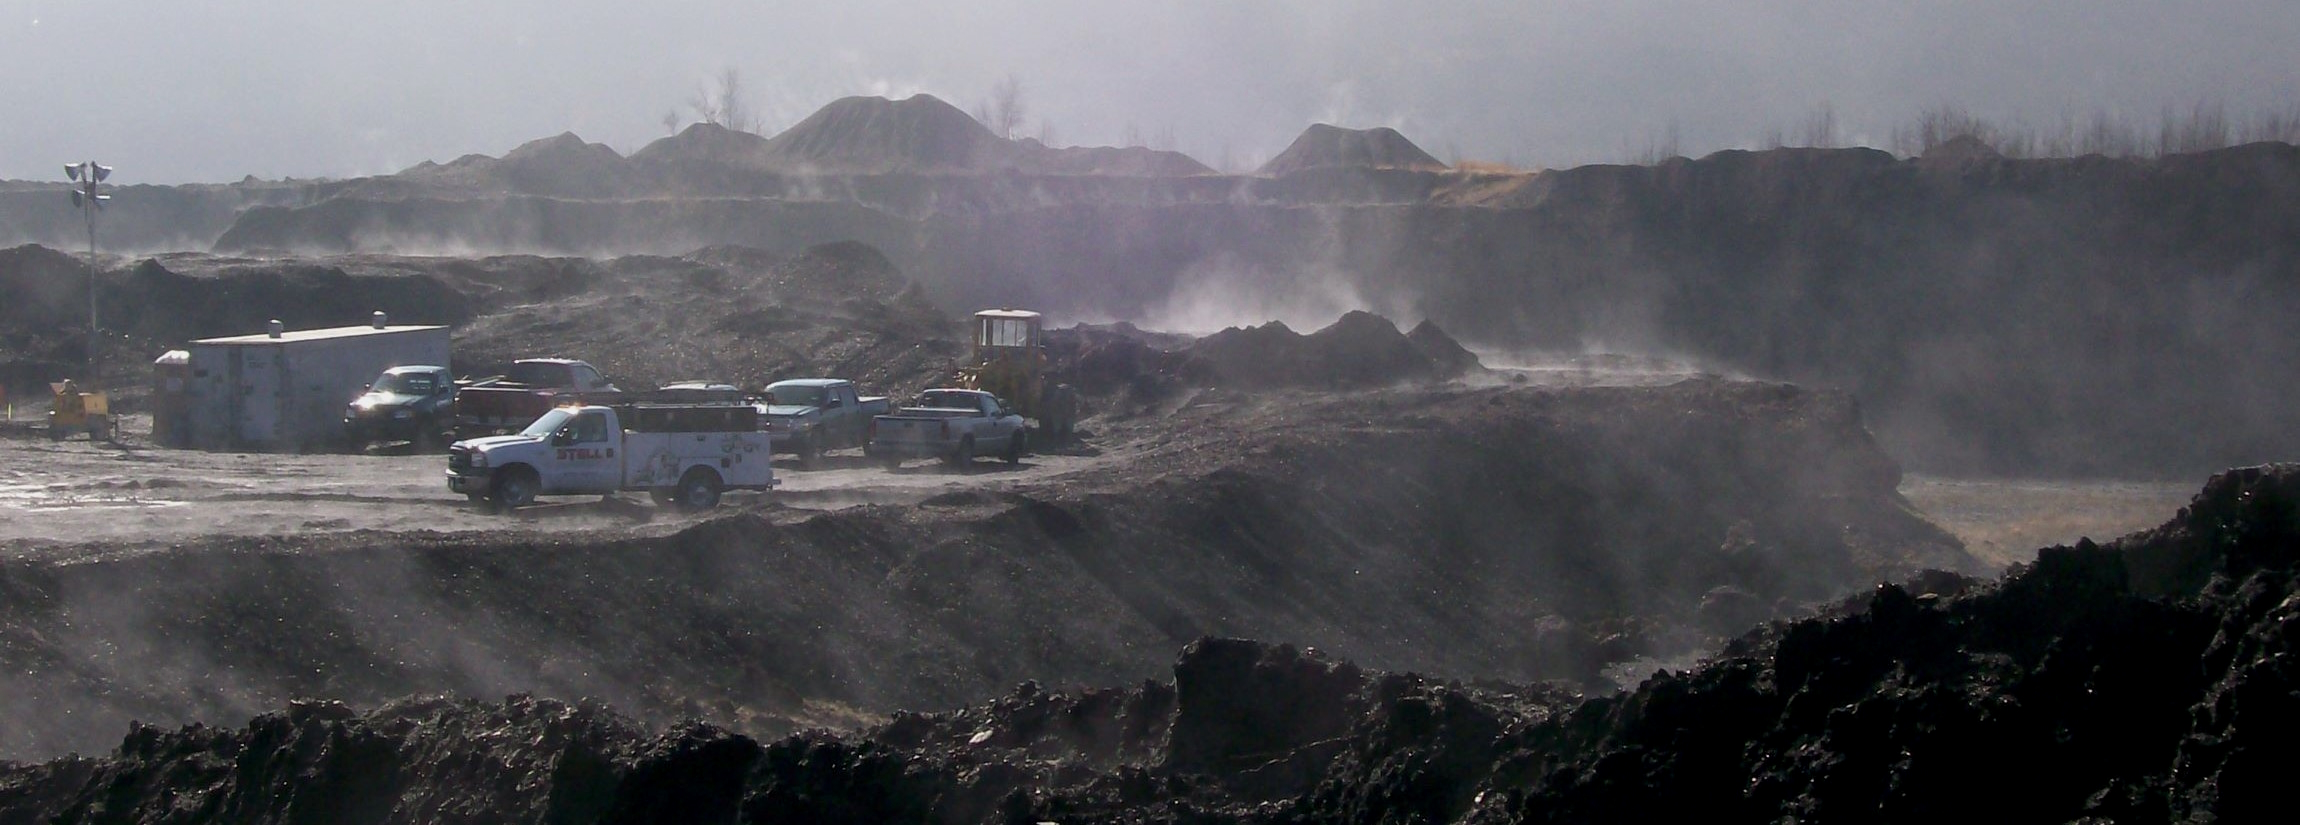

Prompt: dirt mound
[1027,141,1217,176]
[1258,123,1449,176]
[0,245,93,390]
[0,247,480,405]
[628,121,776,168]
[756,94,1014,173]
[1188,310,1481,388]
[10,464,2284,821]
[450,241,959,394]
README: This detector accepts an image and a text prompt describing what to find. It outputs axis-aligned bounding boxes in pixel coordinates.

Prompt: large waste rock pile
[448,240,961,396]
[1186,310,1483,389]
[3,461,2289,821]
[1257,122,1450,176]
[73,117,2292,478]
[0,241,964,408]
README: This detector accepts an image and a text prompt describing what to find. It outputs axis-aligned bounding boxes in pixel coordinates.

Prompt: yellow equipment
[47,380,117,442]
[956,309,1077,439]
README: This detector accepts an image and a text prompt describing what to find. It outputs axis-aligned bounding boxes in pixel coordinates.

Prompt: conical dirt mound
[760,94,1014,173]
[1258,123,1447,175]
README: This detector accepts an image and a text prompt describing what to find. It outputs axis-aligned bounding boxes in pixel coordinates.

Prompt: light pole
[64,161,110,380]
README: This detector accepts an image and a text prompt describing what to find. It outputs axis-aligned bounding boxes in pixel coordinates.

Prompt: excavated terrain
[1,111,2289,820]
[0,373,1967,762]
[1,465,2288,823]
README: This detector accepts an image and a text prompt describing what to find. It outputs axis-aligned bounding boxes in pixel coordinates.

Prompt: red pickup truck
[453,358,624,435]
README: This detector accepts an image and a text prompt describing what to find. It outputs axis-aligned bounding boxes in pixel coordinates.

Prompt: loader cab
[972,309,1044,361]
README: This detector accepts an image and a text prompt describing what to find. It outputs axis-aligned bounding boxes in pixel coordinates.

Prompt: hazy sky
[6,1,2297,183]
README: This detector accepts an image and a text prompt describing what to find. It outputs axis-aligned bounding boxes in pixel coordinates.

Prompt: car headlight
[469,452,489,468]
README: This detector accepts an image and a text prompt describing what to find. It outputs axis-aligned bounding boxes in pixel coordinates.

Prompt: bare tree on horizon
[982,74,1026,140]
[689,67,760,134]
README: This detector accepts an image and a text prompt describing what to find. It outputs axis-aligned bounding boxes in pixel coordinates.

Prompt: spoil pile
[448,241,959,395]
[1186,310,1483,389]
[0,241,963,409]
[1258,123,1450,176]
[5,465,2285,822]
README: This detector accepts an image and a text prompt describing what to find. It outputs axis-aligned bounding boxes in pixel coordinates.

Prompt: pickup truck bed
[454,359,623,434]
[866,389,1028,469]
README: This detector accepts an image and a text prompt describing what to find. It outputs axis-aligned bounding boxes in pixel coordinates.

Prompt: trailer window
[980,318,1033,348]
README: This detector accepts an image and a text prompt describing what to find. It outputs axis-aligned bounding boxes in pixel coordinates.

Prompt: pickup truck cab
[866,388,1027,469]
[759,379,891,467]
[446,403,773,512]
[454,358,624,435]
[344,365,456,450]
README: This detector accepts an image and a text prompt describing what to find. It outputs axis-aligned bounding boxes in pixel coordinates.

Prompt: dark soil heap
[1187,310,1483,388]
[0,241,965,407]
[1258,123,1450,176]
[3,463,2289,822]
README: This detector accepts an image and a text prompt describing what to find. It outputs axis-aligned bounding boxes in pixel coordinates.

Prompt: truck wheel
[881,454,904,470]
[491,466,539,512]
[1004,430,1026,464]
[946,437,975,470]
[675,469,723,512]
[797,436,821,469]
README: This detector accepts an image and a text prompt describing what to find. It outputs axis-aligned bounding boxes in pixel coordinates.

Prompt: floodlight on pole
[64,161,110,380]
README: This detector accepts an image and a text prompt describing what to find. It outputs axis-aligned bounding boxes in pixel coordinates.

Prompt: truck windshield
[520,408,576,438]
[767,385,827,406]
[373,372,437,395]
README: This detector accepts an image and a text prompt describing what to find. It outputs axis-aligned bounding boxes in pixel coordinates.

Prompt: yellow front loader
[47,379,117,442]
[956,309,1077,440]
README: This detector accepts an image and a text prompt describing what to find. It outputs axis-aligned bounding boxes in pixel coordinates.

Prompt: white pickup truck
[865,388,1028,469]
[446,403,775,512]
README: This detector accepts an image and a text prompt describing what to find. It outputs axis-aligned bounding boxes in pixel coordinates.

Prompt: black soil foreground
[2,465,2291,823]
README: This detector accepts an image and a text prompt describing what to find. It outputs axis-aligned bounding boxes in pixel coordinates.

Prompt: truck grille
[448,446,472,471]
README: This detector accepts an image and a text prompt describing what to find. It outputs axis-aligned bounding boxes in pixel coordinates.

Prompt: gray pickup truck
[866,388,1028,469]
[758,379,891,467]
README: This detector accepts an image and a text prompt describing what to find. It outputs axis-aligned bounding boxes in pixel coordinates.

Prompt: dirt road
[0,427,1107,553]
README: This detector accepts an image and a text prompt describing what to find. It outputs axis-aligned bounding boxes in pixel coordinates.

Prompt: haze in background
[5,0,2298,183]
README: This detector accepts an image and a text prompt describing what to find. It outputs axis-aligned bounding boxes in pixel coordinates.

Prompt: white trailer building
[182,314,450,451]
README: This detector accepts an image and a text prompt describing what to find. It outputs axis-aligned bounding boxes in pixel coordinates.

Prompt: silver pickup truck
[865,388,1027,469]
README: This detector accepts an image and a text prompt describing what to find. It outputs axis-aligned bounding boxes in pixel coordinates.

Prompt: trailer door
[235,346,282,446]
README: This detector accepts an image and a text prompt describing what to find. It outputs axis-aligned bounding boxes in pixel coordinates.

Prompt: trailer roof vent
[267,319,283,339]
[371,310,388,329]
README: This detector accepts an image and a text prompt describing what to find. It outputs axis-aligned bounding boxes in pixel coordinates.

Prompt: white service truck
[446,403,775,512]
